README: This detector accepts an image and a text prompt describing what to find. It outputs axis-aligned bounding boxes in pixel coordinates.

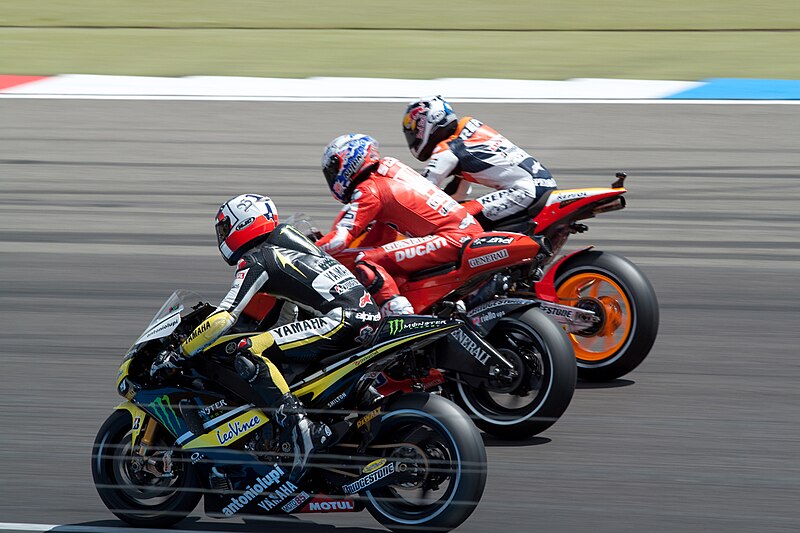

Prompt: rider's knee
[354,262,384,293]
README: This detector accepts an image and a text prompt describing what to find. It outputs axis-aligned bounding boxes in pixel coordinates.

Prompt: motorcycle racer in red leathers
[402,95,558,226]
[317,133,482,316]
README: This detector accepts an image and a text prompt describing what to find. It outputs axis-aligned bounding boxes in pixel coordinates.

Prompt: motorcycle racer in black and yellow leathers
[150,193,380,480]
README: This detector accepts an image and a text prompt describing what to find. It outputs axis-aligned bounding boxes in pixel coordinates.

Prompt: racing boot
[273,392,332,482]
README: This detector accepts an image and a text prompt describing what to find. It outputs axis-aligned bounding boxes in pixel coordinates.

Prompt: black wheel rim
[458,320,554,423]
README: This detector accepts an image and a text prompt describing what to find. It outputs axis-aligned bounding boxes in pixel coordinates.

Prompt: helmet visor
[215,216,232,246]
[322,154,341,187]
[403,127,421,152]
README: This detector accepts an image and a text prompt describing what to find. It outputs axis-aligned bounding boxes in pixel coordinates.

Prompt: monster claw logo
[388,319,404,336]
[150,394,181,435]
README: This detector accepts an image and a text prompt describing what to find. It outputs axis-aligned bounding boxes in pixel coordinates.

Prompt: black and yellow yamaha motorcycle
[92,290,487,532]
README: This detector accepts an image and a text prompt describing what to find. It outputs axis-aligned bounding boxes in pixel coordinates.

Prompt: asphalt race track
[1,101,798,532]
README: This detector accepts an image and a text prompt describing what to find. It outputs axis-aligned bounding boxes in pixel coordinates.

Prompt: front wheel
[91,410,201,527]
[454,309,577,439]
[554,250,659,381]
[364,393,487,532]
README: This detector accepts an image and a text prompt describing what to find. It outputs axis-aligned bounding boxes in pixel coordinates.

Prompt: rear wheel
[91,410,201,527]
[364,394,486,532]
[454,309,576,439]
[555,250,659,381]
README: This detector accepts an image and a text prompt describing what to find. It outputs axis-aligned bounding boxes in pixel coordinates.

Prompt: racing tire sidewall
[364,393,487,532]
[555,250,659,381]
[91,410,201,527]
[454,309,576,439]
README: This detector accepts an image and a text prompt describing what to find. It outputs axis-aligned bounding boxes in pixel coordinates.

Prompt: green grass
[3,1,799,29]
[2,1,799,78]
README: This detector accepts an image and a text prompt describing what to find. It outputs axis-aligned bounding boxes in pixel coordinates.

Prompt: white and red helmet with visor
[215,193,279,265]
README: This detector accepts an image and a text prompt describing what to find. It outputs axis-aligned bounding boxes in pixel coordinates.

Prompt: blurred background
[1,1,799,532]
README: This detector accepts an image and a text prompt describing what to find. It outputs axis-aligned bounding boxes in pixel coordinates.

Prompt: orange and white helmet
[215,194,278,265]
[402,95,457,161]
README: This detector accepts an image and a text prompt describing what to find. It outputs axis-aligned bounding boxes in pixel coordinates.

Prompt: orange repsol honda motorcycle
[475,172,659,382]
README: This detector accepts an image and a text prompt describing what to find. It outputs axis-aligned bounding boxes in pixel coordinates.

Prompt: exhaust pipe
[592,196,626,214]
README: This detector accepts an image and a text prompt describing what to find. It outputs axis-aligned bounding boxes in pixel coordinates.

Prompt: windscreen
[133,290,203,346]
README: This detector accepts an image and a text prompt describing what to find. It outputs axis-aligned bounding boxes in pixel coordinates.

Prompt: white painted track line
[2,94,800,104]
[0,522,246,533]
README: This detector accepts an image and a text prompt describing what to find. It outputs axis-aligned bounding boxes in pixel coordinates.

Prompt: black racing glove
[150,349,183,380]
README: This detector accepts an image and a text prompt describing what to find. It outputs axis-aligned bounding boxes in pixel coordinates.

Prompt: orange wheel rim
[556,272,632,362]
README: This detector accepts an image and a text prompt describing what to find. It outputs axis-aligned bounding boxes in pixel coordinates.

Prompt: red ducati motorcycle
[286,216,577,439]
[321,172,658,382]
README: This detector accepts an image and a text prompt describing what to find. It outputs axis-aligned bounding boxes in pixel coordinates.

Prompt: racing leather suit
[180,224,380,408]
[316,157,482,308]
[422,117,558,224]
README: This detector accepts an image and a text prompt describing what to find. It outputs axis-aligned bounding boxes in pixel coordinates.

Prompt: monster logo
[150,394,181,435]
[387,319,404,336]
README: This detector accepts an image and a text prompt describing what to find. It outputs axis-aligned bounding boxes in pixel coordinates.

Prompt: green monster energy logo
[150,394,181,435]
[388,319,405,336]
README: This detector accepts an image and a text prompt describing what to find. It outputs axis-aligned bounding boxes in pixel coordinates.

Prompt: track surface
[0,101,798,532]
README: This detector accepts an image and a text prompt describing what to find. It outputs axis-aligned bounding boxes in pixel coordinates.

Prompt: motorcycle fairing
[534,246,594,302]
[436,325,517,387]
[465,297,540,335]
[113,401,147,445]
[129,387,268,449]
[535,187,626,233]
[202,460,302,517]
[289,316,461,404]
[401,233,540,312]
[181,407,268,450]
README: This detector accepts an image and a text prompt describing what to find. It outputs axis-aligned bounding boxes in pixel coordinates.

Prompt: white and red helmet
[322,133,381,203]
[402,95,457,161]
[215,194,278,265]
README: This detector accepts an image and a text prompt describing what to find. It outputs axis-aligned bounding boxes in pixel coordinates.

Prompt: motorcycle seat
[484,190,552,232]
[526,190,553,218]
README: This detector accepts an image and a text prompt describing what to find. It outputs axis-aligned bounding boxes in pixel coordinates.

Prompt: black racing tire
[554,250,659,382]
[91,410,201,527]
[364,393,487,532]
[454,308,577,439]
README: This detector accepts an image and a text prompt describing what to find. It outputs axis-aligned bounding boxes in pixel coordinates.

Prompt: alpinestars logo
[359,291,373,308]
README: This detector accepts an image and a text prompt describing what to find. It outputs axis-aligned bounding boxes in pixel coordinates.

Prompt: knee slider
[354,262,384,293]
